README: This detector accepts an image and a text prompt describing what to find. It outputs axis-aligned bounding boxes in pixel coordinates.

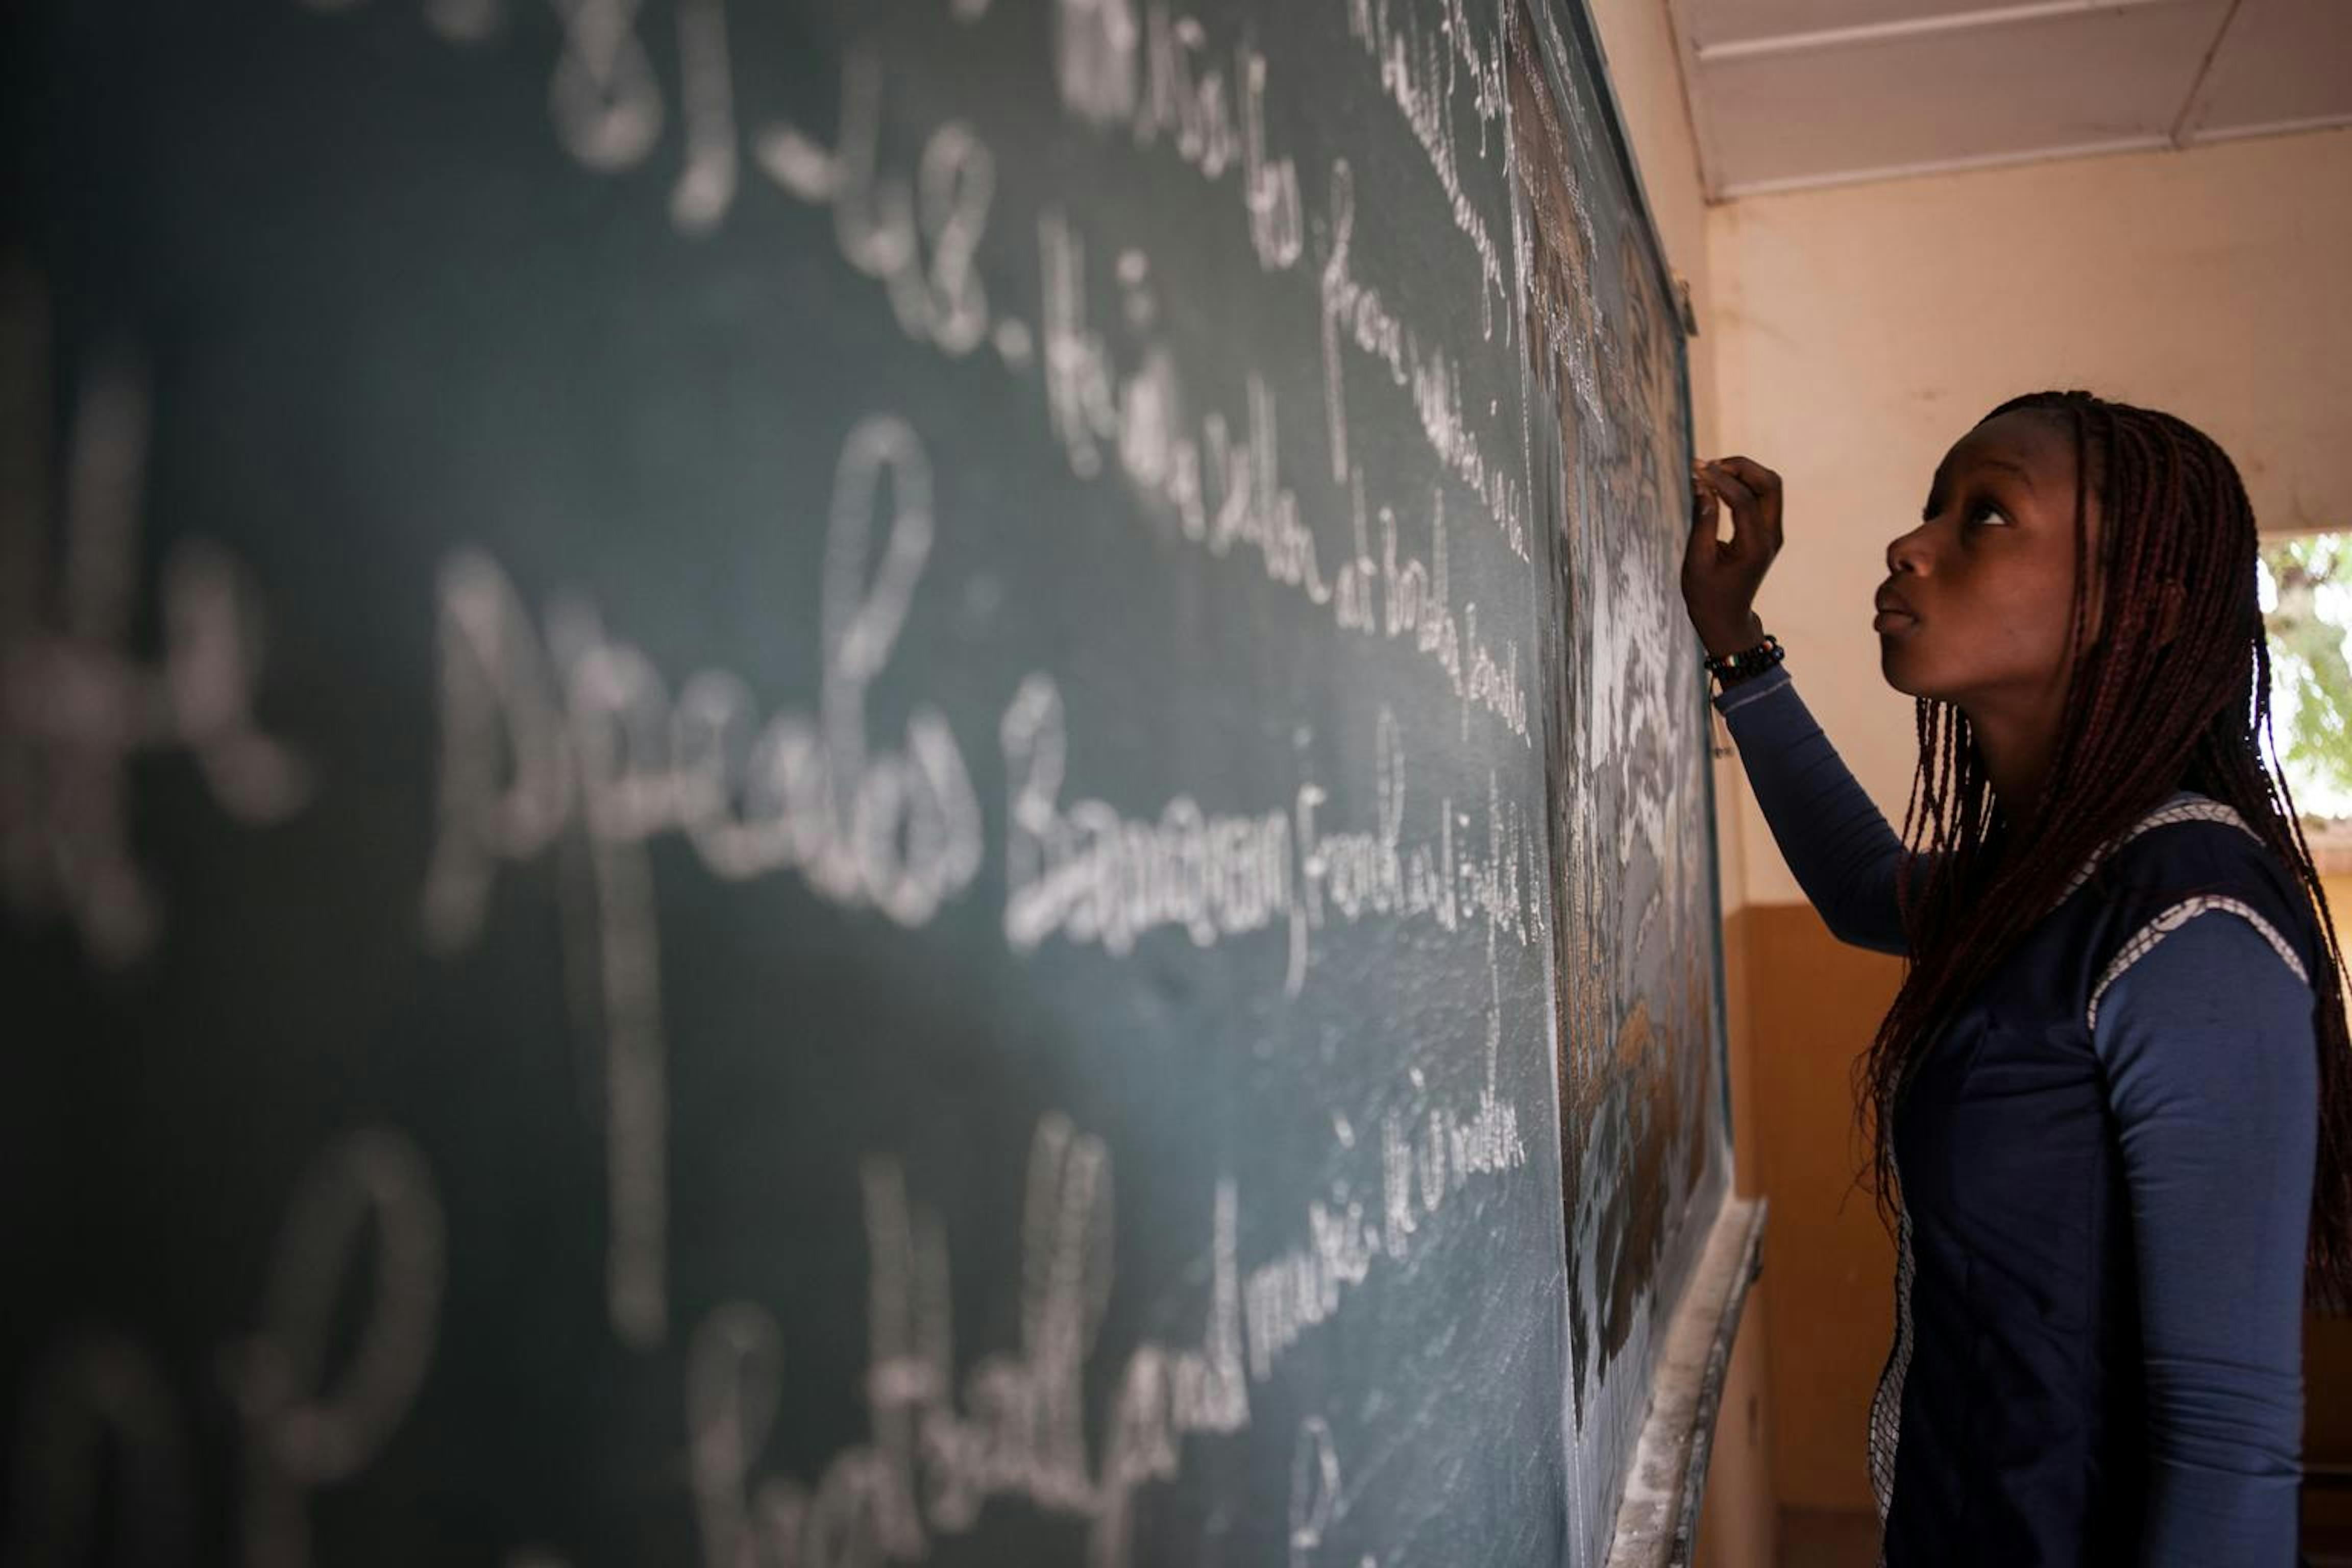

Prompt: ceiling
[1665,0,2352,199]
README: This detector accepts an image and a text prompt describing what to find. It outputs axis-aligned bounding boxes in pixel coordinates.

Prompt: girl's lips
[1873,610,1919,633]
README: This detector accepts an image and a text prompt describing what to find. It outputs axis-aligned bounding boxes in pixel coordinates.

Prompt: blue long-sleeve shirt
[1714,660,2314,1563]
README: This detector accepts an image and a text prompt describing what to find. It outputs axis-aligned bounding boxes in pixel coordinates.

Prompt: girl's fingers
[1710,455,1784,546]
[1699,461,1759,558]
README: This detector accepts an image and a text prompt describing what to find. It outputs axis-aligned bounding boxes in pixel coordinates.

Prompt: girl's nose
[1886,524,1931,577]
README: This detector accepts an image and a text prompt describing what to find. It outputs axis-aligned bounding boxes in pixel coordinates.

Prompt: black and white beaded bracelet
[1702,630,1783,687]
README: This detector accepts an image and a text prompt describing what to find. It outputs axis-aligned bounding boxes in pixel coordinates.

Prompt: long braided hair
[1857,389,2352,1310]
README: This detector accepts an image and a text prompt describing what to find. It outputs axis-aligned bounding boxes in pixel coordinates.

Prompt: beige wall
[1706,127,2352,906]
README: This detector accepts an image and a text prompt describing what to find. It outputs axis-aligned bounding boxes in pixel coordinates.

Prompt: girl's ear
[2154,579,2186,648]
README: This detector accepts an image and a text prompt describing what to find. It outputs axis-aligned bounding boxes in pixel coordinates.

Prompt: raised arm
[1712,663,1913,955]
[1680,455,1916,954]
[2091,908,2314,1563]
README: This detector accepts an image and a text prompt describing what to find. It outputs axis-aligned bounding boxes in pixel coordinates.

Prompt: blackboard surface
[1,1,1726,1564]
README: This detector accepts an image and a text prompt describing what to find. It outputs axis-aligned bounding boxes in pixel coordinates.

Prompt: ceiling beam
[1694,0,2192,64]
[1712,134,2173,199]
[2168,0,2246,146]
[2182,112,2352,143]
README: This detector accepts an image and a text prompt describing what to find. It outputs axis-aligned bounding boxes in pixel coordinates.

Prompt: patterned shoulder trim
[2085,895,2312,1034]
[2057,797,2260,905]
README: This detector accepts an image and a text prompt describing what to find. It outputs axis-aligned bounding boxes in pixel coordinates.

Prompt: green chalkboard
[1,1,1726,1564]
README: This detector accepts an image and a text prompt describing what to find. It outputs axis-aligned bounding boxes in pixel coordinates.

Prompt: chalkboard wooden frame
[1551,3,1754,1545]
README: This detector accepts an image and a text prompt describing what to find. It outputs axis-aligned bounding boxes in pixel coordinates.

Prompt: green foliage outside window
[2258,533,2352,823]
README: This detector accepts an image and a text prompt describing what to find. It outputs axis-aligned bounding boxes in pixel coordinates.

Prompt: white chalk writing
[687,1099,1517,1568]
[8,1130,445,1568]
[225,1128,447,1568]
[1339,0,1508,337]
[1248,936,1530,1377]
[754,54,998,356]
[0,330,310,969]
[1244,1077,1532,1380]
[741,50,1531,742]
[1039,207,1325,595]
[1057,0,1304,273]
[1001,675,1540,993]
[546,0,664,171]
[1041,209,1530,741]
[1055,0,1140,129]
[686,1115,1247,1568]
[669,0,739,233]
[421,415,983,941]
[421,416,983,1345]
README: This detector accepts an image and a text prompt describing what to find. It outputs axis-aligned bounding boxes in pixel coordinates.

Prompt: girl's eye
[1967,501,2010,527]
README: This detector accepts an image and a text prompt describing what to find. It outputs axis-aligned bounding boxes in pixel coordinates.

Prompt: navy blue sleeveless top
[1871,796,2321,1564]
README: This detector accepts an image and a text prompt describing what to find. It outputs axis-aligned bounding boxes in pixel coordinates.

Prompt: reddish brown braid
[1853,389,2352,1311]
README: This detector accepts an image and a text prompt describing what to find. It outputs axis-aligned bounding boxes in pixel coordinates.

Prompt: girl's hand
[1682,455,1784,658]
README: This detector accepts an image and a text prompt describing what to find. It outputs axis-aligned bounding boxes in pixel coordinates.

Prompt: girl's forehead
[1937,409,2080,491]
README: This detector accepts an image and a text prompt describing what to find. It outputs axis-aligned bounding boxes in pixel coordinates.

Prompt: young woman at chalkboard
[1680,390,2350,1565]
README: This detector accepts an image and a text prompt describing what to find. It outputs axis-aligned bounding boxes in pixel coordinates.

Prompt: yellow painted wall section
[1704,127,2352,908]
[1742,906,1900,1513]
[1738,870,2352,1518]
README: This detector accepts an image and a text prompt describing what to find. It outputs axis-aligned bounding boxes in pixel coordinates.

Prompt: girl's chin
[1877,650,1930,700]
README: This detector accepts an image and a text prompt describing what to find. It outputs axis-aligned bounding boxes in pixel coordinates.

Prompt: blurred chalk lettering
[0,327,310,969]
[420,414,981,1345]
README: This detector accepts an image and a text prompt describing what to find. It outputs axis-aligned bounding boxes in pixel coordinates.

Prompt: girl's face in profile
[1877,409,2102,712]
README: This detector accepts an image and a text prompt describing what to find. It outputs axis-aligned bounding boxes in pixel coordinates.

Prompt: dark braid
[1854,389,2352,1311]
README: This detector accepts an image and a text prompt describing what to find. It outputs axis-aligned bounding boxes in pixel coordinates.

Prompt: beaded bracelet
[1702,630,1783,688]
